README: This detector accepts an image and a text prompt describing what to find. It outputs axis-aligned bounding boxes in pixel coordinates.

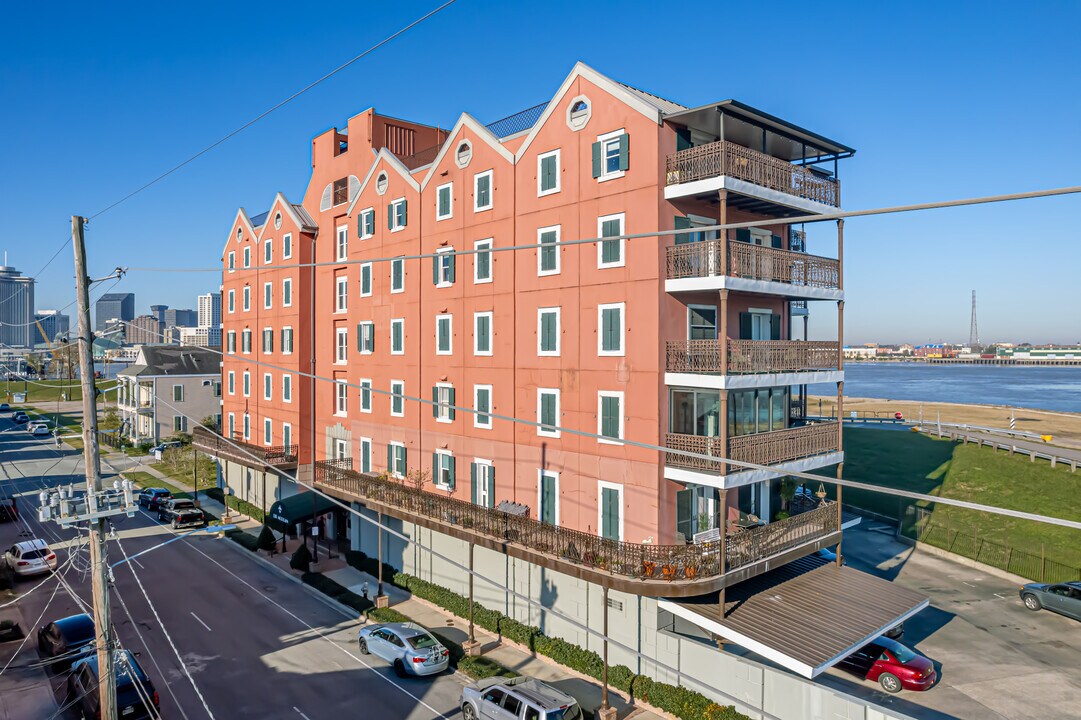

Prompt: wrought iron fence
[665,422,839,473]
[662,339,839,375]
[192,426,297,465]
[665,239,840,290]
[313,460,838,582]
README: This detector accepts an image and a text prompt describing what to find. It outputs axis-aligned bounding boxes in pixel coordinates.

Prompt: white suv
[461,676,582,720]
[4,539,58,576]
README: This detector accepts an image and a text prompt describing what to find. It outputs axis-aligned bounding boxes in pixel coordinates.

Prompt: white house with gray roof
[115,345,221,445]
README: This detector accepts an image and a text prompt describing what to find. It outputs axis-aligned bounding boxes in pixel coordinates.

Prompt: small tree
[407,467,431,494]
[290,542,312,572]
[779,479,797,512]
[257,524,277,552]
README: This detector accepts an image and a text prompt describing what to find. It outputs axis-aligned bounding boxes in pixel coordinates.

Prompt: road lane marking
[994,593,1008,599]
[962,581,976,587]
[190,611,212,632]
[131,557,145,570]
[293,709,312,720]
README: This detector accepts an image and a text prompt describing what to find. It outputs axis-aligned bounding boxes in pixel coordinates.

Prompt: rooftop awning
[267,492,338,532]
[660,556,929,679]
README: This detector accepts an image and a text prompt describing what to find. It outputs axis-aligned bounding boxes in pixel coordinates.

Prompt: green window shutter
[471,463,478,504]
[735,228,751,243]
[432,386,439,418]
[438,319,448,351]
[400,446,407,475]
[447,456,456,490]
[438,188,448,216]
[432,453,439,483]
[357,215,364,237]
[478,316,489,352]
[366,211,374,236]
[432,255,440,285]
[387,444,394,473]
[357,323,363,352]
[448,387,456,420]
[448,253,456,283]
[602,308,620,351]
[739,312,752,340]
[486,468,495,509]
[477,246,490,278]
[676,489,693,538]
[387,203,393,230]
[401,199,408,226]
[771,314,782,341]
[602,488,620,540]
[601,219,620,263]
[393,260,402,289]
[602,396,620,438]
[618,134,630,171]
[591,142,602,178]
[362,266,371,294]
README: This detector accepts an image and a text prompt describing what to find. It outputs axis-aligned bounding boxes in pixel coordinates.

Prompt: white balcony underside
[664,175,840,215]
[665,274,844,301]
[664,451,844,491]
[665,370,843,390]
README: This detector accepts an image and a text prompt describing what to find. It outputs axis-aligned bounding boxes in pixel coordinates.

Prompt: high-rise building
[201,63,927,704]
[95,292,135,332]
[126,315,164,345]
[34,310,70,345]
[150,305,168,324]
[164,308,197,328]
[197,292,222,329]
[178,325,221,347]
[0,264,35,348]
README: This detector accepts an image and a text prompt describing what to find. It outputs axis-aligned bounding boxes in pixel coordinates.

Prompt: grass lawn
[151,448,217,492]
[825,427,1081,569]
[7,379,117,404]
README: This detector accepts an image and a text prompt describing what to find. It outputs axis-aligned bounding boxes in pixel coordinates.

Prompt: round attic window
[274,212,282,230]
[376,172,389,195]
[566,95,592,131]
[455,140,473,168]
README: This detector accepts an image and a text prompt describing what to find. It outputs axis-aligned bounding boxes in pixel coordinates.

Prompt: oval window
[376,172,389,195]
[456,142,472,166]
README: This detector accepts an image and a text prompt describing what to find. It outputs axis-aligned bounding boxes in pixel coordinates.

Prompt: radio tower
[969,290,980,350]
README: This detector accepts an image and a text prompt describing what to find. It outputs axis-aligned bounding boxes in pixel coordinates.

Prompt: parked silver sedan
[357,622,449,677]
[1020,581,1081,621]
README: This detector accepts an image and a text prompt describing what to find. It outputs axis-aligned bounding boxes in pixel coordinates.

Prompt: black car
[69,650,159,719]
[157,497,196,522]
[138,488,172,510]
[11,412,28,424]
[37,613,95,670]
[171,508,206,530]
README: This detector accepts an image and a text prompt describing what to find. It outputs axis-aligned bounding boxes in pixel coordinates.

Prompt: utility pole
[72,216,118,720]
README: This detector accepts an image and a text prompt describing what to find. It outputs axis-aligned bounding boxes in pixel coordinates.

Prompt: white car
[4,539,58,576]
[26,420,50,433]
[30,425,51,437]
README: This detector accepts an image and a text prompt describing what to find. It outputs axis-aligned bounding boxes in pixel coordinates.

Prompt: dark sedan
[37,613,95,670]
[1020,581,1081,621]
[69,650,159,719]
[137,488,172,510]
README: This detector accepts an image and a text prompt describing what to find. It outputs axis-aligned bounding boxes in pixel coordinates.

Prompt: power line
[87,0,459,221]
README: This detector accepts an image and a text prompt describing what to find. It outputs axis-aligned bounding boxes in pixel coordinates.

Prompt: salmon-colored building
[201,63,927,700]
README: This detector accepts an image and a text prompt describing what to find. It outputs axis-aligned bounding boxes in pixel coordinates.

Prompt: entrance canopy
[267,492,338,532]
[660,556,928,679]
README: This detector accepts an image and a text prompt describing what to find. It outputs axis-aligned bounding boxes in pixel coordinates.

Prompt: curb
[909,539,1034,586]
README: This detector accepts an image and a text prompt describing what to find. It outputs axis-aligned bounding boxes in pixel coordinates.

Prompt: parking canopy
[267,492,338,532]
[660,555,929,679]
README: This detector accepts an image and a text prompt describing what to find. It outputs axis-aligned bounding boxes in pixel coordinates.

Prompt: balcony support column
[719,289,729,476]
[718,190,729,275]
[718,488,728,618]
[598,585,615,720]
[835,218,845,566]
[464,542,481,656]
[375,510,389,608]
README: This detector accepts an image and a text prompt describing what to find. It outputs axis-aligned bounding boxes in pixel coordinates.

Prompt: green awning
[267,492,338,532]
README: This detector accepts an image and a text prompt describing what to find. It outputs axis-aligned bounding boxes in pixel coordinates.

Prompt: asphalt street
[0,418,470,720]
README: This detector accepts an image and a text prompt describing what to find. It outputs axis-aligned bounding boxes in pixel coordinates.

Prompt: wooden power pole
[72,216,118,720]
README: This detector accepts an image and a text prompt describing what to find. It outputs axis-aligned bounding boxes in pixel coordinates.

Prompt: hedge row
[205,487,266,523]
[343,551,747,720]
[227,529,261,553]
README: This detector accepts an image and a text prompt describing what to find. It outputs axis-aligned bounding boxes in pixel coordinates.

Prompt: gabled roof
[616,81,687,115]
[420,113,515,190]
[345,147,420,216]
[118,345,219,377]
[513,61,666,162]
[256,192,318,243]
[222,208,258,256]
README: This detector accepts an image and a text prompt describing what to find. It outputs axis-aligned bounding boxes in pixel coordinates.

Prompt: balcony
[313,460,840,597]
[192,425,298,468]
[117,398,153,413]
[666,340,839,375]
[665,140,840,208]
[666,239,840,296]
[664,422,840,475]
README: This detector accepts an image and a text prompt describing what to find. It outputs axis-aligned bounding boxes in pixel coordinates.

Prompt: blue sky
[2,0,1079,345]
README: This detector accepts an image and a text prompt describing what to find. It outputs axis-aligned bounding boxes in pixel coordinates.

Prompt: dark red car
[835,637,936,693]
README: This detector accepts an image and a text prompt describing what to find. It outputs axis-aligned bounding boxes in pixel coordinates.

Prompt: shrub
[290,543,312,572]
[344,550,401,587]
[227,530,260,553]
[257,524,277,552]
[301,572,371,614]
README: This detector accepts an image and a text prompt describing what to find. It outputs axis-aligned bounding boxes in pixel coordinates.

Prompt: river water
[808,362,1081,414]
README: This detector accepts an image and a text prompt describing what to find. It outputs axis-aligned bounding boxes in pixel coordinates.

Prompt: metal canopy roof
[662,555,928,679]
[666,99,854,161]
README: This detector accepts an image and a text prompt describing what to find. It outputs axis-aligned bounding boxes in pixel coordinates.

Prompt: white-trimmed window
[538,149,560,196]
[336,327,348,363]
[262,328,274,353]
[227,371,235,395]
[282,278,293,307]
[228,251,235,273]
[242,371,251,397]
[263,373,272,400]
[538,225,560,276]
[359,437,372,474]
[473,170,493,212]
[173,415,188,433]
[263,418,272,445]
[282,374,292,403]
[434,247,455,287]
[389,198,407,231]
[538,470,559,526]
[360,263,372,297]
[434,383,454,423]
[538,388,559,438]
[597,212,625,268]
[473,459,494,508]
[358,208,375,239]
[390,257,405,293]
[436,182,453,220]
[538,307,560,357]
[598,480,624,541]
[336,225,348,260]
[474,312,492,356]
[436,314,452,355]
[242,286,251,312]
[474,239,492,284]
[226,331,236,353]
[598,302,625,356]
[594,129,628,182]
[283,423,293,450]
[227,289,235,313]
[358,321,374,354]
[264,282,272,309]
[359,379,372,413]
[241,329,252,353]
[474,384,492,429]
[598,391,625,444]
[388,441,407,479]
[336,276,348,312]
[390,318,404,355]
[264,238,272,264]
[390,380,404,417]
[281,326,294,354]
[283,233,292,259]
[242,413,251,440]
[433,449,456,490]
[335,380,348,416]
[243,246,251,269]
